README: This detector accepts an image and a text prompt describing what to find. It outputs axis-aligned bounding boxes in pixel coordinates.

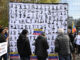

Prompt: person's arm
[70,41,74,52]
[74,35,77,44]
[43,38,49,49]
[6,36,9,41]
[55,38,59,52]
[25,37,32,55]
[0,34,6,42]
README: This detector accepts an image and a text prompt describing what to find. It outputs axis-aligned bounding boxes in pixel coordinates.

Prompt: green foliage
[38,0,60,3]
[10,0,60,3]
[22,0,60,3]
[76,19,80,26]
[0,0,8,27]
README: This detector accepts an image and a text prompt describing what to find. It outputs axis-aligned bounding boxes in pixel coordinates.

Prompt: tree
[10,0,60,3]
[76,19,80,27]
[0,0,8,27]
[67,17,74,29]
[75,19,80,32]
[37,0,60,3]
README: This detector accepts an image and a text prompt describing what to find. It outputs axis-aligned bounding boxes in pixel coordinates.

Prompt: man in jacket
[55,28,71,60]
[35,32,49,60]
[17,29,31,60]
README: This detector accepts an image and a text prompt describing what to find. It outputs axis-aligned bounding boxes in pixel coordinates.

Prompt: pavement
[75,54,80,60]
[9,55,80,60]
[1,54,80,60]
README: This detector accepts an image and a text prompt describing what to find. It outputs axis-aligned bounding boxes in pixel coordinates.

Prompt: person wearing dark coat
[68,29,75,60]
[0,28,9,60]
[17,29,31,60]
[35,32,49,60]
[0,29,6,42]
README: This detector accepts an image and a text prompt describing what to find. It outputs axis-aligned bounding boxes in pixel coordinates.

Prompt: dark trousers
[20,56,30,60]
[0,54,7,60]
[37,56,46,60]
[59,54,71,60]
[77,45,80,54]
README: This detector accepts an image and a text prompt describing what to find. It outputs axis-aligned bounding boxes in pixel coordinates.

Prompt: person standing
[55,28,72,60]
[35,32,49,60]
[17,29,31,60]
[74,31,80,55]
[68,29,75,60]
[0,28,9,60]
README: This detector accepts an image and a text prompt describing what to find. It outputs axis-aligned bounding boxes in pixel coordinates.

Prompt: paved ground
[9,55,80,60]
[75,54,80,60]
[1,54,79,60]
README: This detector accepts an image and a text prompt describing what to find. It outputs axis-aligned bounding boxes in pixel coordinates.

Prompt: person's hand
[6,35,9,41]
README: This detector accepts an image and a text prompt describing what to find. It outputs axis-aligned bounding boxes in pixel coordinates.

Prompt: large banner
[9,2,68,59]
[0,42,7,56]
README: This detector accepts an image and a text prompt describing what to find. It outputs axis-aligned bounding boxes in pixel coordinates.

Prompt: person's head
[68,29,71,33]
[58,28,64,34]
[4,27,8,32]
[0,28,5,34]
[21,29,28,35]
[41,32,46,37]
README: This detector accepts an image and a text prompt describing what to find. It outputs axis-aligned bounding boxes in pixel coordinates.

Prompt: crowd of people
[17,28,80,60]
[17,29,49,60]
[55,28,80,60]
[0,27,80,60]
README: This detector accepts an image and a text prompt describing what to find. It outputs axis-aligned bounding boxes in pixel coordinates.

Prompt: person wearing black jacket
[35,32,49,60]
[68,29,75,60]
[0,29,6,42]
[17,29,31,60]
[0,28,8,60]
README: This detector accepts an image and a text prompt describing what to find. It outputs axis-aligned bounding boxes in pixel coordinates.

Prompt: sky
[61,0,80,19]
